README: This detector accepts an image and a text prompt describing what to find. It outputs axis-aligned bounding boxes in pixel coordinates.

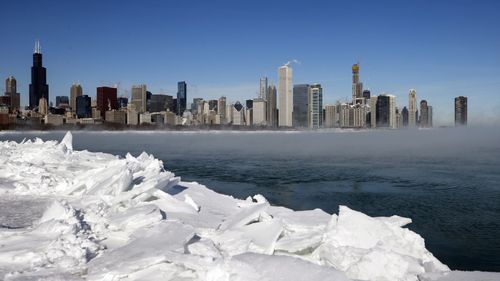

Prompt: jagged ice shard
[0,132,498,281]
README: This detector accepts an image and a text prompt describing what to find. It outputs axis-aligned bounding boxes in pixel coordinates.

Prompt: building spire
[34,40,41,54]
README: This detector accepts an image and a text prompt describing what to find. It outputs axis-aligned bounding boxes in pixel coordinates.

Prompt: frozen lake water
[1,127,499,271]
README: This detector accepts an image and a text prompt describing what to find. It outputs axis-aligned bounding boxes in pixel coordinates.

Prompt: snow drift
[0,132,496,281]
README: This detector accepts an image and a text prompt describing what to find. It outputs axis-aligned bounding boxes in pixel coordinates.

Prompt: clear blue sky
[1,0,499,125]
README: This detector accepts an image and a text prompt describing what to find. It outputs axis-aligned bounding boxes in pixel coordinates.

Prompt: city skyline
[1,0,499,126]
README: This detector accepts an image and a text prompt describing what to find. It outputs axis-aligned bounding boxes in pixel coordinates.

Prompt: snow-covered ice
[0,132,498,281]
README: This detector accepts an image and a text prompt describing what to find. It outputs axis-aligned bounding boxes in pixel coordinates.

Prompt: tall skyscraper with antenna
[29,41,49,109]
[408,89,417,128]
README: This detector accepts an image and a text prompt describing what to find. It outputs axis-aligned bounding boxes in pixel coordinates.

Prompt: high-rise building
[177,81,187,116]
[376,94,396,128]
[369,96,378,128]
[55,96,69,107]
[428,106,433,127]
[70,83,83,112]
[232,101,245,125]
[39,97,48,115]
[218,96,227,124]
[96,87,118,119]
[352,63,363,104]
[5,76,20,111]
[253,98,267,126]
[150,94,170,112]
[408,89,417,128]
[402,106,409,127]
[266,85,277,127]
[209,100,218,112]
[131,84,147,113]
[309,84,323,128]
[259,77,268,99]
[278,64,293,127]
[76,95,91,118]
[455,96,467,126]
[419,100,429,128]
[117,97,129,109]
[293,84,310,128]
[362,89,371,100]
[29,41,49,109]
[324,104,337,128]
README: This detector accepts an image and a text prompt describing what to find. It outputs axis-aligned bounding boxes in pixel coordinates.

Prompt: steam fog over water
[1,128,500,271]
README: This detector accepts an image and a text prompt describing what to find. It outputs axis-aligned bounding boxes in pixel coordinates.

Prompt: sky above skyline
[1,0,499,125]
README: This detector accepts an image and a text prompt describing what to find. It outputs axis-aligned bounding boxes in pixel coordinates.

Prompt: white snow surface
[0,132,496,281]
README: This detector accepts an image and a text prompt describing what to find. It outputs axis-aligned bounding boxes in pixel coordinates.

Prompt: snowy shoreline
[0,132,498,281]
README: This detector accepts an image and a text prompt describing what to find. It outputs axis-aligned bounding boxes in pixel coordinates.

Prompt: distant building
[177,81,187,116]
[45,114,64,126]
[39,97,48,115]
[408,89,417,128]
[70,83,83,112]
[324,104,337,128]
[401,106,409,127]
[76,95,91,118]
[218,96,227,124]
[419,100,429,128]
[362,89,371,100]
[209,99,218,112]
[259,77,268,99]
[455,96,467,126]
[232,101,245,125]
[131,84,147,113]
[127,104,139,125]
[352,63,363,103]
[267,85,277,127]
[150,94,170,113]
[29,41,49,109]
[5,76,20,112]
[253,98,267,126]
[96,87,118,119]
[309,84,323,128]
[56,96,69,107]
[278,64,293,127]
[369,96,378,128]
[293,84,310,128]
[105,110,127,124]
[376,94,396,128]
[117,97,129,109]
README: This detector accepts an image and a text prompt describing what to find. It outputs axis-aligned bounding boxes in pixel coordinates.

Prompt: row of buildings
[0,41,468,128]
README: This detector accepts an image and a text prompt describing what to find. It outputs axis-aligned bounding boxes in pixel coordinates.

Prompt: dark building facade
[76,95,91,118]
[362,90,371,100]
[376,95,390,127]
[118,97,129,109]
[56,96,69,107]
[150,94,172,112]
[419,100,429,127]
[402,106,409,127]
[293,84,310,128]
[177,81,187,116]
[209,99,218,112]
[455,96,467,126]
[29,41,49,109]
[96,87,118,119]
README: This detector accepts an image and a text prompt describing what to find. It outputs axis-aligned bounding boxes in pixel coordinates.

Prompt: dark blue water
[2,128,500,271]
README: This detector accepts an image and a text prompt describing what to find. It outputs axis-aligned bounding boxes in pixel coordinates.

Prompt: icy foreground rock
[0,132,496,281]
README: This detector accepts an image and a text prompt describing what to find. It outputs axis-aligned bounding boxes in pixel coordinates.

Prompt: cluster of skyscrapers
[0,41,469,128]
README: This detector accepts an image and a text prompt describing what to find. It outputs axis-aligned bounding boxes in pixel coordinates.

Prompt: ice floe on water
[0,132,498,281]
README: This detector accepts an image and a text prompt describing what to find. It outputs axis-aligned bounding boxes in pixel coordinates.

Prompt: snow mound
[0,131,494,281]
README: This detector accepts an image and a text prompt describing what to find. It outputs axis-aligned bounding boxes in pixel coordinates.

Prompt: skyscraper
[293,84,310,128]
[177,81,187,116]
[402,106,409,127]
[309,84,323,128]
[252,98,267,126]
[55,96,69,107]
[96,87,118,119]
[324,104,337,128]
[278,64,293,127]
[5,76,20,111]
[362,89,371,100]
[76,95,91,118]
[352,63,363,104]
[259,77,268,99]
[266,85,277,127]
[419,100,429,127]
[218,96,227,123]
[131,85,147,113]
[70,83,83,112]
[408,89,417,128]
[376,94,396,128]
[455,96,467,126]
[29,41,49,109]
[369,96,378,128]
